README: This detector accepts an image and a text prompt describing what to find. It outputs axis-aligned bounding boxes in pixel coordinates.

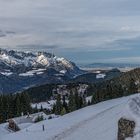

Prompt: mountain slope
[1,94,140,140]
[0,49,84,94]
[71,68,121,83]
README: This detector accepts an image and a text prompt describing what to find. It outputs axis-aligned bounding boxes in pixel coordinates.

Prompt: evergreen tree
[62,95,68,112]
[40,104,43,111]
[0,95,4,123]
[61,107,66,116]
[82,96,87,107]
[87,100,91,106]
[20,92,32,115]
[15,95,21,116]
[75,92,80,110]
[129,78,138,94]
[55,94,63,115]
[33,104,38,113]
[8,94,15,119]
[52,104,56,114]
[79,96,84,108]
[92,91,99,104]
[2,96,9,121]
[68,92,76,112]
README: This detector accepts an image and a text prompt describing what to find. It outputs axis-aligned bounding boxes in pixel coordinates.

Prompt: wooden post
[42,124,45,131]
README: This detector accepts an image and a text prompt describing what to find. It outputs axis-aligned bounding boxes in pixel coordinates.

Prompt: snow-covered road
[49,102,126,140]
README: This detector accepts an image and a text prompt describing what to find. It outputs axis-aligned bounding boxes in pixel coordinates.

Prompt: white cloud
[120,26,131,31]
[0,0,140,63]
[101,57,140,63]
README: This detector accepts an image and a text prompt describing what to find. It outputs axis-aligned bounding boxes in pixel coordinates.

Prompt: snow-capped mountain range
[0,48,84,94]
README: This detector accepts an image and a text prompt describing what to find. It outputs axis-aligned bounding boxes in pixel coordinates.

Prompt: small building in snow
[7,112,47,131]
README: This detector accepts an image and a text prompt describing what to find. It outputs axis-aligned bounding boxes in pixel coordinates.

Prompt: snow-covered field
[31,100,56,110]
[32,96,91,110]
[1,94,140,140]
[96,73,106,79]
[19,69,46,77]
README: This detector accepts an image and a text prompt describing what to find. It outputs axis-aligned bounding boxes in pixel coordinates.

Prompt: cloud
[120,26,132,31]
[101,57,140,63]
[16,44,59,52]
[0,0,140,64]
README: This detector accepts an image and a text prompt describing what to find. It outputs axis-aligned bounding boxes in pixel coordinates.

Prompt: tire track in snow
[48,102,125,140]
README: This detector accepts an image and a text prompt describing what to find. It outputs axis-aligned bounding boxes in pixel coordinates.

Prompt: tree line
[1,77,137,123]
[52,91,89,116]
[91,78,138,104]
[0,93,31,123]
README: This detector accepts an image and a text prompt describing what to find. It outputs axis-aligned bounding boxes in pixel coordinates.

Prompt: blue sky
[0,0,140,64]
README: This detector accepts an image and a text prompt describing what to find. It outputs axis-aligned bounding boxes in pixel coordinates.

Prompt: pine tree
[79,96,83,108]
[40,104,43,111]
[75,91,80,110]
[68,92,76,112]
[62,95,68,113]
[92,91,99,104]
[0,95,4,123]
[34,104,38,113]
[61,107,66,116]
[15,95,21,117]
[8,94,15,119]
[87,100,91,106]
[82,96,87,107]
[52,104,56,114]
[129,78,138,95]
[2,95,9,121]
[20,92,32,115]
[55,94,63,115]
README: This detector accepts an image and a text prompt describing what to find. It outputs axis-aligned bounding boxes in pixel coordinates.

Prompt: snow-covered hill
[0,48,84,94]
[1,94,140,140]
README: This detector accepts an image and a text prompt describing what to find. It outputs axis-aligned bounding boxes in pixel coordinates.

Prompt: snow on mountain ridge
[36,54,50,66]
[0,48,77,72]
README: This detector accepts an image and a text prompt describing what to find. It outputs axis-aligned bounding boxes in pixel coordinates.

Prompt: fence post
[42,124,45,131]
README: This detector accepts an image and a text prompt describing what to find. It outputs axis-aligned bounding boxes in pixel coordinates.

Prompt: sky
[0,0,140,64]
